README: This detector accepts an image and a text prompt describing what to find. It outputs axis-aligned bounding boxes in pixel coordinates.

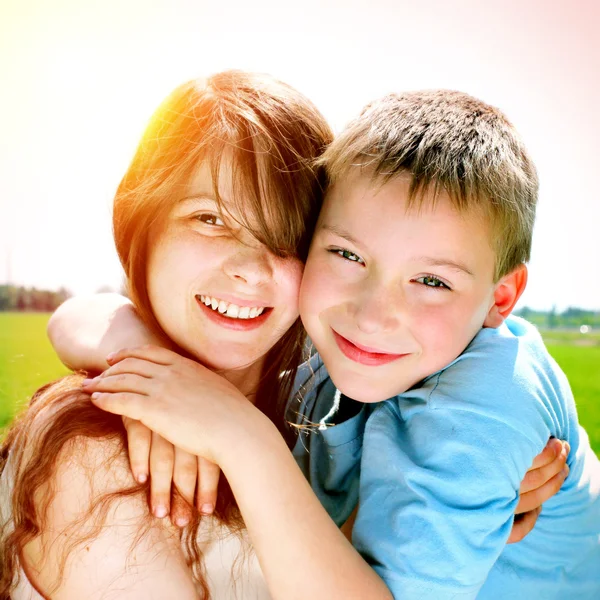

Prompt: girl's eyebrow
[177,194,233,210]
[178,193,218,203]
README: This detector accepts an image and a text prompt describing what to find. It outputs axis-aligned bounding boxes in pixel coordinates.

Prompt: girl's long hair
[0,71,333,599]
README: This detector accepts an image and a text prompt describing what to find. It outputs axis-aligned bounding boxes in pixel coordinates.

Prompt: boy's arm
[47,293,163,372]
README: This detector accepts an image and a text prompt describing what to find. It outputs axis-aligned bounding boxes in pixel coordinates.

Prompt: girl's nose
[222,242,273,287]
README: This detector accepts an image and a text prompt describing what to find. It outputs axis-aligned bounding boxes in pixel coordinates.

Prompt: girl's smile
[196,294,273,331]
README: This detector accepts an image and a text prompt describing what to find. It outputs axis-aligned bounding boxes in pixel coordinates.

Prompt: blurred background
[0,0,598,453]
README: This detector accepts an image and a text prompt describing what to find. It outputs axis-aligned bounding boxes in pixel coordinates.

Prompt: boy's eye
[329,248,365,265]
[195,212,225,227]
[414,275,451,290]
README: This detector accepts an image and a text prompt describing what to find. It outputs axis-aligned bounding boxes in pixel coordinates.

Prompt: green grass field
[0,312,69,429]
[1,312,599,456]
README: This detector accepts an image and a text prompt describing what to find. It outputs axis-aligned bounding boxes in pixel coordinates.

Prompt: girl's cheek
[283,258,304,292]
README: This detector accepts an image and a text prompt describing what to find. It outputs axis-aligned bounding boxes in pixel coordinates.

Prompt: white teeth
[226,304,239,318]
[198,295,267,320]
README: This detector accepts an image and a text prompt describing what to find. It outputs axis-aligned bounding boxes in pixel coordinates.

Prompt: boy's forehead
[322,168,396,212]
[322,169,416,225]
[319,168,496,277]
[323,167,491,230]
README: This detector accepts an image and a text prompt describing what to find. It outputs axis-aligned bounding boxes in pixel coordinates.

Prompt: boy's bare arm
[47,293,163,372]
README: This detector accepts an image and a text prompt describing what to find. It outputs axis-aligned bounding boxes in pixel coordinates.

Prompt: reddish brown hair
[114,70,333,439]
[0,71,333,599]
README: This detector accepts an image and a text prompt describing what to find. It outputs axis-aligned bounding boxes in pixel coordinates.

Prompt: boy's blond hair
[321,90,538,281]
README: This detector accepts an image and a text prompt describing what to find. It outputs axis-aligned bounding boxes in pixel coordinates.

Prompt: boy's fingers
[516,465,569,514]
[528,438,565,470]
[507,506,542,544]
[123,417,152,484]
[149,432,175,519]
[171,448,198,527]
[519,443,568,496]
[197,457,221,515]
[106,345,174,366]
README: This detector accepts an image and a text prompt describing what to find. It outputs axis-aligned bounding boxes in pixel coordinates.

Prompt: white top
[0,449,271,600]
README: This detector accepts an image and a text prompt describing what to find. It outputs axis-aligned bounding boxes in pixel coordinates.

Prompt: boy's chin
[330,371,404,404]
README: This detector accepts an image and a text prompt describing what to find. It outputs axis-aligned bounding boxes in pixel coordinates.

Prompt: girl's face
[146,159,303,385]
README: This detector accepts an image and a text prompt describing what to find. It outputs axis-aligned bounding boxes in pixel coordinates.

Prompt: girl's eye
[414,275,451,290]
[329,248,365,265]
[195,212,225,227]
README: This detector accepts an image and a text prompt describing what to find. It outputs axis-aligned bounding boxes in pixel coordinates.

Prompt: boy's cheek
[300,259,338,310]
[299,282,334,326]
[414,305,480,370]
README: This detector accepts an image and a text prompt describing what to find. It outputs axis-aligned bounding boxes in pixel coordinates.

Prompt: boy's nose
[353,287,401,335]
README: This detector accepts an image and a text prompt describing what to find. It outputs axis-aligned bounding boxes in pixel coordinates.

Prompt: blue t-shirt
[291,317,600,599]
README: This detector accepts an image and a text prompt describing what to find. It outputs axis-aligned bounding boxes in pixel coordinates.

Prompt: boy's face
[299,170,499,403]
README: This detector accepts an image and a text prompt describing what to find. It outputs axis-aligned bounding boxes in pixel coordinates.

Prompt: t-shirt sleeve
[352,389,544,599]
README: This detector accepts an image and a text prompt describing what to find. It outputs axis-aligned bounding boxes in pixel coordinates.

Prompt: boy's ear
[484,264,528,328]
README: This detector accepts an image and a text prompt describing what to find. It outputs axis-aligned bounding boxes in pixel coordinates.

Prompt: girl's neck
[220,359,264,404]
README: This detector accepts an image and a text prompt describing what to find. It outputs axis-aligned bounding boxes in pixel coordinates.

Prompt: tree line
[0,285,72,312]
[514,306,600,329]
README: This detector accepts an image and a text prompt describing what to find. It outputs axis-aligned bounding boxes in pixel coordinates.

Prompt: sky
[0,0,598,311]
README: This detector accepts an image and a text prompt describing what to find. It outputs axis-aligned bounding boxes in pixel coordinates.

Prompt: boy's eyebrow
[415,257,475,277]
[322,224,475,277]
[321,224,364,249]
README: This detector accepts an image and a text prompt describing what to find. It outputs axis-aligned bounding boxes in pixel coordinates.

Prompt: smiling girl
[0,70,333,599]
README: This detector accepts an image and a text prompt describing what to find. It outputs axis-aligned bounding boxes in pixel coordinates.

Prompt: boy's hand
[508,437,569,543]
[124,417,221,526]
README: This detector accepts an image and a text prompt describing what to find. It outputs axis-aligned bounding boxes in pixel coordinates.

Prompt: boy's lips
[196,296,272,331]
[331,329,409,366]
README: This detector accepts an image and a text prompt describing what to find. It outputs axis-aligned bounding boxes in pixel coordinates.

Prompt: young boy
[292,90,600,598]
[49,90,588,597]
